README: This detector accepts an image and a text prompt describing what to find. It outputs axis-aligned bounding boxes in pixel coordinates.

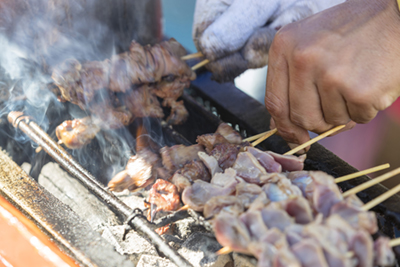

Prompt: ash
[22,160,248,267]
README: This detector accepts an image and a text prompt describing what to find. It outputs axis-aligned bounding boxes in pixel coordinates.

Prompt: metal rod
[8,112,193,267]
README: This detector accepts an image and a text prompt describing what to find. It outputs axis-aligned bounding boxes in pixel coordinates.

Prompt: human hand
[265,0,400,149]
[193,0,344,82]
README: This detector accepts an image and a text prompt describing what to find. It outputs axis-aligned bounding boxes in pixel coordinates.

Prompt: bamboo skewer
[216,246,233,255]
[342,167,400,198]
[243,131,271,142]
[251,129,278,147]
[335,163,391,183]
[389,237,400,247]
[178,204,190,211]
[181,52,204,60]
[191,59,210,71]
[362,174,400,211]
[284,125,346,155]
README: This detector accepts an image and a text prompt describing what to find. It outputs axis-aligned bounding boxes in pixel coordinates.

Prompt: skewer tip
[216,246,233,255]
[181,52,204,60]
[191,59,210,71]
[178,205,190,211]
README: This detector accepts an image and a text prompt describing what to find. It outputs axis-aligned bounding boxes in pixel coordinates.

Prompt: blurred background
[161,0,400,187]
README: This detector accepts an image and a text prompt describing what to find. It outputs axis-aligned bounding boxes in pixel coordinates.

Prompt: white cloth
[193,0,345,60]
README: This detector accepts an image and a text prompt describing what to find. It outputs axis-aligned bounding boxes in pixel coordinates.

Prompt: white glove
[193,0,345,82]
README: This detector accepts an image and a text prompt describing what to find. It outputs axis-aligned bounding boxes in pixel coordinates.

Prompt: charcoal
[178,233,233,267]
[232,253,257,267]
[101,225,158,265]
[24,162,120,232]
[114,190,147,210]
[136,255,177,267]
[171,217,209,240]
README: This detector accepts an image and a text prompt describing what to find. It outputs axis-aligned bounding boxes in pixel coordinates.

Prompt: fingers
[192,0,232,49]
[206,52,249,83]
[265,36,310,146]
[242,27,277,69]
[199,0,279,60]
[288,53,333,134]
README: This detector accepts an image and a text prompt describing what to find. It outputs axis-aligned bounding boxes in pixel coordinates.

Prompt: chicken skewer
[211,168,400,261]
[52,39,197,149]
[335,163,390,183]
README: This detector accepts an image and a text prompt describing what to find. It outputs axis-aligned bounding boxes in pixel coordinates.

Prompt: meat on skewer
[107,127,166,192]
[145,179,181,234]
[214,208,395,267]
[52,39,196,148]
[55,117,101,149]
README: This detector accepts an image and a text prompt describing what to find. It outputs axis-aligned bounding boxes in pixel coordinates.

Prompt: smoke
[0,0,161,183]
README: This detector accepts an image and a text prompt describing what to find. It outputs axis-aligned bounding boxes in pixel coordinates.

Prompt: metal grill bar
[8,111,193,267]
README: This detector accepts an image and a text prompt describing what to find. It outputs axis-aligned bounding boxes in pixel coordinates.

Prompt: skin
[265,0,400,149]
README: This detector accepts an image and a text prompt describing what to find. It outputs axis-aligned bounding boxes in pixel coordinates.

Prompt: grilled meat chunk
[171,159,211,192]
[198,152,222,176]
[233,152,282,184]
[107,147,161,192]
[210,143,241,169]
[160,144,204,174]
[246,147,306,173]
[146,179,180,234]
[329,194,378,234]
[124,85,164,118]
[203,195,244,219]
[196,133,230,153]
[215,123,242,144]
[213,212,252,255]
[373,236,396,266]
[55,117,101,149]
[305,171,343,217]
[181,168,239,211]
[52,39,196,141]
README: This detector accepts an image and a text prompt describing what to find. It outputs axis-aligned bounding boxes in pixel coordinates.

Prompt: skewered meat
[215,123,242,144]
[107,129,166,192]
[260,206,295,231]
[170,159,211,192]
[145,179,180,234]
[373,236,396,266]
[203,195,245,219]
[210,143,241,169]
[235,183,263,209]
[203,183,263,218]
[124,85,164,118]
[181,168,239,211]
[246,146,282,173]
[198,152,222,176]
[291,239,329,267]
[196,133,230,154]
[213,212,252,255]
[262,178,302,202]
[270,196,313,224]
[55,117,101,149]
[329,194,378,234]
[286,171,313,196]
[233,152,282,184]
[213,208,390,267]
[246,147,306,172]
[160,144,204,173]
[52,39,196,148]
[162,99,188,125]
[305,171,343,217]
[107,148,160,192]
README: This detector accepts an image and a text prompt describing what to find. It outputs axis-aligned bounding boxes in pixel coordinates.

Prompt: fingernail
[288,142,307,155]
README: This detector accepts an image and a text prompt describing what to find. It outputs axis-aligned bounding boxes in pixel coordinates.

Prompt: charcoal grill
[1,69,400,266]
